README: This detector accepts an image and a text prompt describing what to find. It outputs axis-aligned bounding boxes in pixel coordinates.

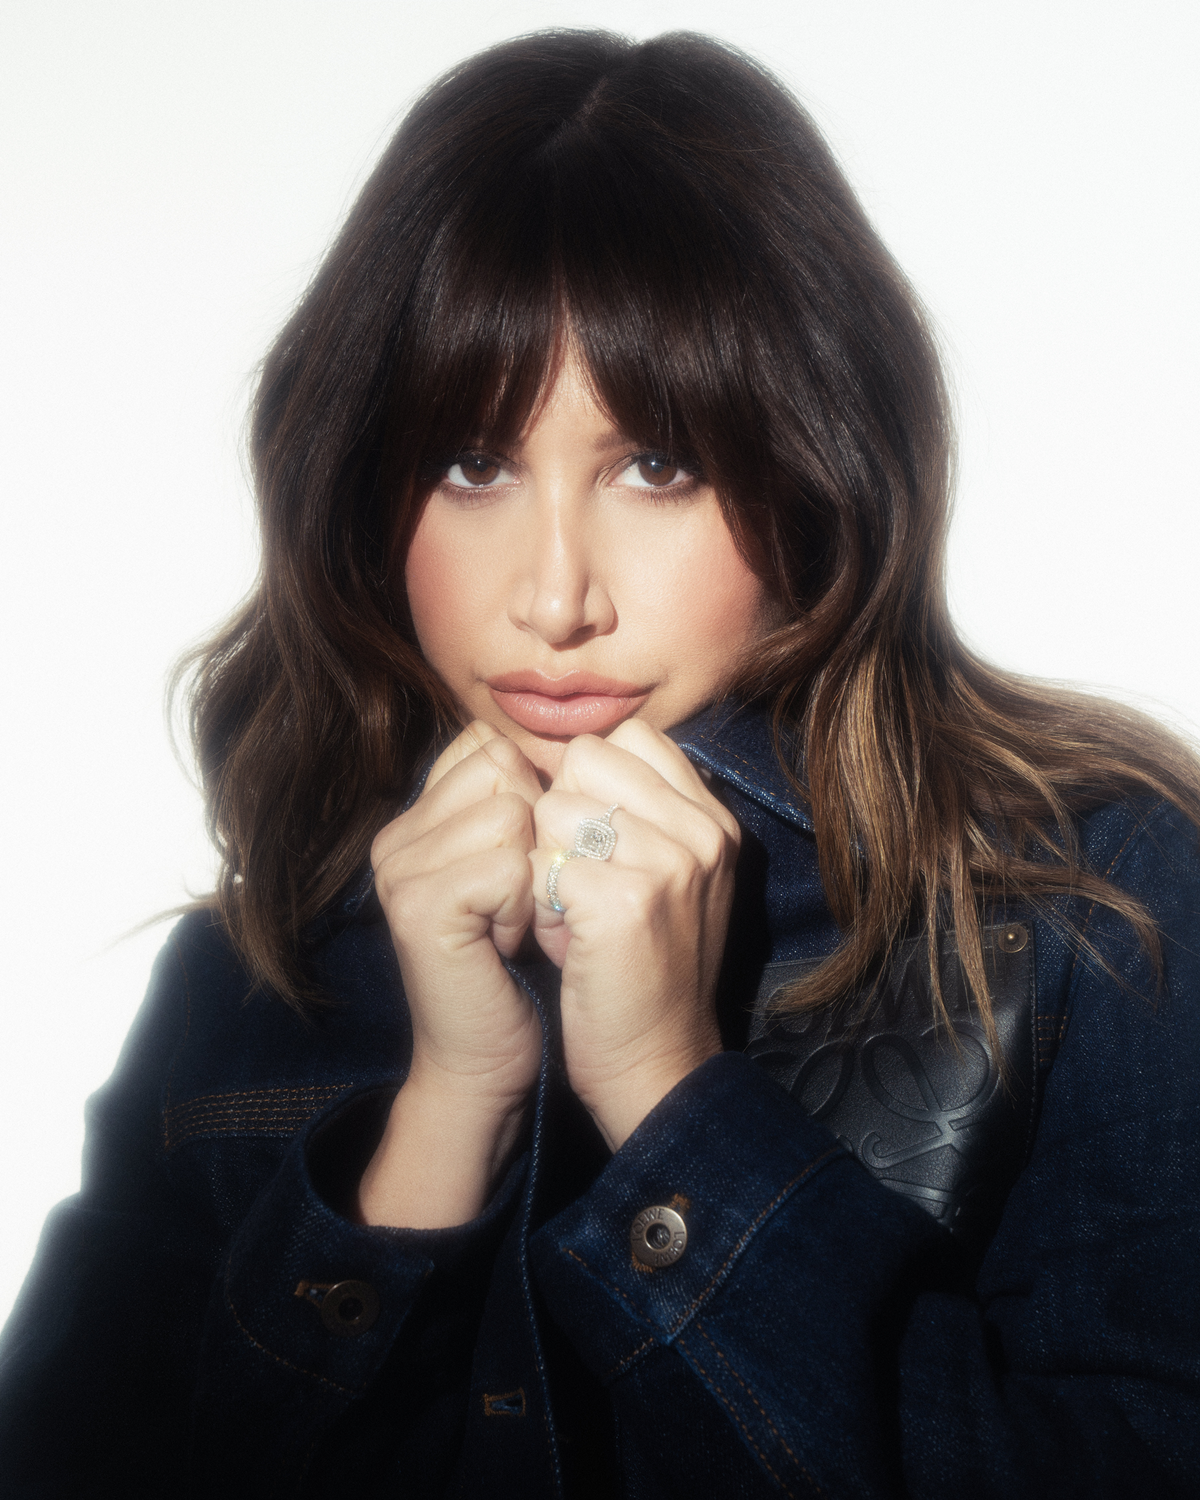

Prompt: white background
[2,0,1197,1324]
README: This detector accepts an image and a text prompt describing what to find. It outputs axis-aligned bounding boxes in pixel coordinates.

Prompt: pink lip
[486,671,652,737]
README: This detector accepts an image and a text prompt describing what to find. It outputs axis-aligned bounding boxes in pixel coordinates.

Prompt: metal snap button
[630,1205,688,1268]
[996,923,1029,954]
[319,1280,380,1338]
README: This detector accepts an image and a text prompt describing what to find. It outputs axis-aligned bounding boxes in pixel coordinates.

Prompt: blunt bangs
[379,33,806,579]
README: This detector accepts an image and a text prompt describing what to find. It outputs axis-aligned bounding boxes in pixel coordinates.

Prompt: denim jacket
[1,708,1198,1498]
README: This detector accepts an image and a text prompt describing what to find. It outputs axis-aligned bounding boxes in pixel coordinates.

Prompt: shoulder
[94,902,407,1156]
[156,901,407,1141]
[1035,798,1200,1126]
[1068,797,1200,963]
[1075,796,1200,898]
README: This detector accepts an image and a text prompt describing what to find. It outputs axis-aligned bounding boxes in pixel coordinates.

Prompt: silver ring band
[545,849,577,913]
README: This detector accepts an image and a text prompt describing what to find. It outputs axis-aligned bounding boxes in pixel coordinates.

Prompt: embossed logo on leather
[747,926,1035,1242]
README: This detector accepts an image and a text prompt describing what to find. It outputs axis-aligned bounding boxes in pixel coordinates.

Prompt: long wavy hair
[181,29,1200,1029]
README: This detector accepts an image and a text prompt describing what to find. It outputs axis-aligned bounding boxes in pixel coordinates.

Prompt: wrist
[356,1071,531,1228]
[576,1034,724,1152]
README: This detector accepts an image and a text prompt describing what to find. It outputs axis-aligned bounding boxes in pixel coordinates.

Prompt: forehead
[510,347,629,454]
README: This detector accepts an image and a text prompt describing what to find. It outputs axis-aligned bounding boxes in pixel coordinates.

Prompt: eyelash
[439,451,700,498]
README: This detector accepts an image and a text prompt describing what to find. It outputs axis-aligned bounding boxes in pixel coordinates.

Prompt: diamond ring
[545,805,619,912]
[572,804,619,861]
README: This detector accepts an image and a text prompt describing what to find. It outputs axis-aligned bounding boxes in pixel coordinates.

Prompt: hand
[529,719,739,1150]
[359,722,544,1227]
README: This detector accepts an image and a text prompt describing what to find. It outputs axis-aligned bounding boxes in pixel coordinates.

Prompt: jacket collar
[670,702,813,834]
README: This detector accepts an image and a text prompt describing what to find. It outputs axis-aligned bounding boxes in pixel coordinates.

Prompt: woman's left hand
[529,719,740,1150]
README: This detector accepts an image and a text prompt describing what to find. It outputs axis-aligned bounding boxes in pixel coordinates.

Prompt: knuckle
[617,869,659,922]
[480,734,525,778]
[370,813,407,867]
[557,737,582,775]
[668,846,703,890]
[533,789,569,832]
[605,718,642,751]
[369,828,388,870]
[556,734,596,783]
[692,821,727,873]
[491,792,533,842]
[386,874,426,931]
[491,844,530,884]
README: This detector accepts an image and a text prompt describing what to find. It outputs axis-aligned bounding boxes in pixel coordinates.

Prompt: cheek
[403,512,487,676]
[644,515,770,658]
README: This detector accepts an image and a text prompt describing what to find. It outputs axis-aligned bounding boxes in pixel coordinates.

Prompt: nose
[508,496,616,646]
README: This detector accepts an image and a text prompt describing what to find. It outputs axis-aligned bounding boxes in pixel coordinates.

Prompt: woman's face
[404,349,774,778]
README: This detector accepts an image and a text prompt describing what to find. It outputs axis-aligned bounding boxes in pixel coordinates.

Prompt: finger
[531,792,689,874]
[602,718,713,802]
[386,729,543,850]
[374,792,535,886]
[550,733,740,846]
[528,809,697,905]
[423,720,503,793]
[423,722,544,804]
[388,845,535,955]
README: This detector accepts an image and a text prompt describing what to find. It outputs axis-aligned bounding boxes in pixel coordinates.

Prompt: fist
[528,719,739,1148]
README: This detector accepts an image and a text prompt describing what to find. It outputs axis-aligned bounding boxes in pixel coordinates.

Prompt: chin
[515,732,569,784]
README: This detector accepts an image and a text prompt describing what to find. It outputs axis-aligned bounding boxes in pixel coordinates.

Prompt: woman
[1,28,1197,1498]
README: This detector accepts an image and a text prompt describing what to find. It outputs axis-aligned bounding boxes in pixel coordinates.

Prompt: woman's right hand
[357,722,544,1228]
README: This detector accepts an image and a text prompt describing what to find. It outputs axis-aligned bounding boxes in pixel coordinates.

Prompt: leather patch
[747,925,1035,1242]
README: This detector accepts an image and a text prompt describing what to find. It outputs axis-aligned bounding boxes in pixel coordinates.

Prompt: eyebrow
[590,431,634,454]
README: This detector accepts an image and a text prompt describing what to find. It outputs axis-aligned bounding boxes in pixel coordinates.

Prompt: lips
[486,671,652,737]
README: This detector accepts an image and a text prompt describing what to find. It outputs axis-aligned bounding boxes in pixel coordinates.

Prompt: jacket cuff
[215,1085,525,1398]
[528,1051,848,1378]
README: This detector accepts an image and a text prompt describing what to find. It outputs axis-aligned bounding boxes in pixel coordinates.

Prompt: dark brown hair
[182,29,1200,1027]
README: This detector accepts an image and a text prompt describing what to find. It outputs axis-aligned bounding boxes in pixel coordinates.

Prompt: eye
[614,454,694,490]
[443,453,515,488]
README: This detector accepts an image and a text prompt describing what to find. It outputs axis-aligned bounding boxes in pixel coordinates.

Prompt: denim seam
[172,1100,346,1120]
[166,1086,355,1150]
[173,1118,323,1130]
[1036,1013,1069,1067]
[562,1145,844,1351]
[221,1256,362,1398]
[663,1147,843,1339]
[1063,802,1170,1011]
[562,1248,659,1333]
[602,1333,659,1380]
[510,965,563,1497]
[689,1318,827,1498]
[169,1095,349,1123]
[168,1121,328,1146]
[1021,930,1040,1164]
[674,1330,802,1498]
[171,1083,350,1109]
[171,1105,343,1124]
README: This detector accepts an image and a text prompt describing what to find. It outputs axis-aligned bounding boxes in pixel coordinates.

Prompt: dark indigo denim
[1,707,1198,1498]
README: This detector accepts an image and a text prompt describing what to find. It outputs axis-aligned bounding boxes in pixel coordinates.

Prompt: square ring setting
[572,808,618,860]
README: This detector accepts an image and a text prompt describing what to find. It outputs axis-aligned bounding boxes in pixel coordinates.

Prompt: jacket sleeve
[529,802,1200,1500]
[0,923,522,1499]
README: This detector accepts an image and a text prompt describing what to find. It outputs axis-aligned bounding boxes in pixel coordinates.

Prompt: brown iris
[636,457,680,487]
[458,454,502,485]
